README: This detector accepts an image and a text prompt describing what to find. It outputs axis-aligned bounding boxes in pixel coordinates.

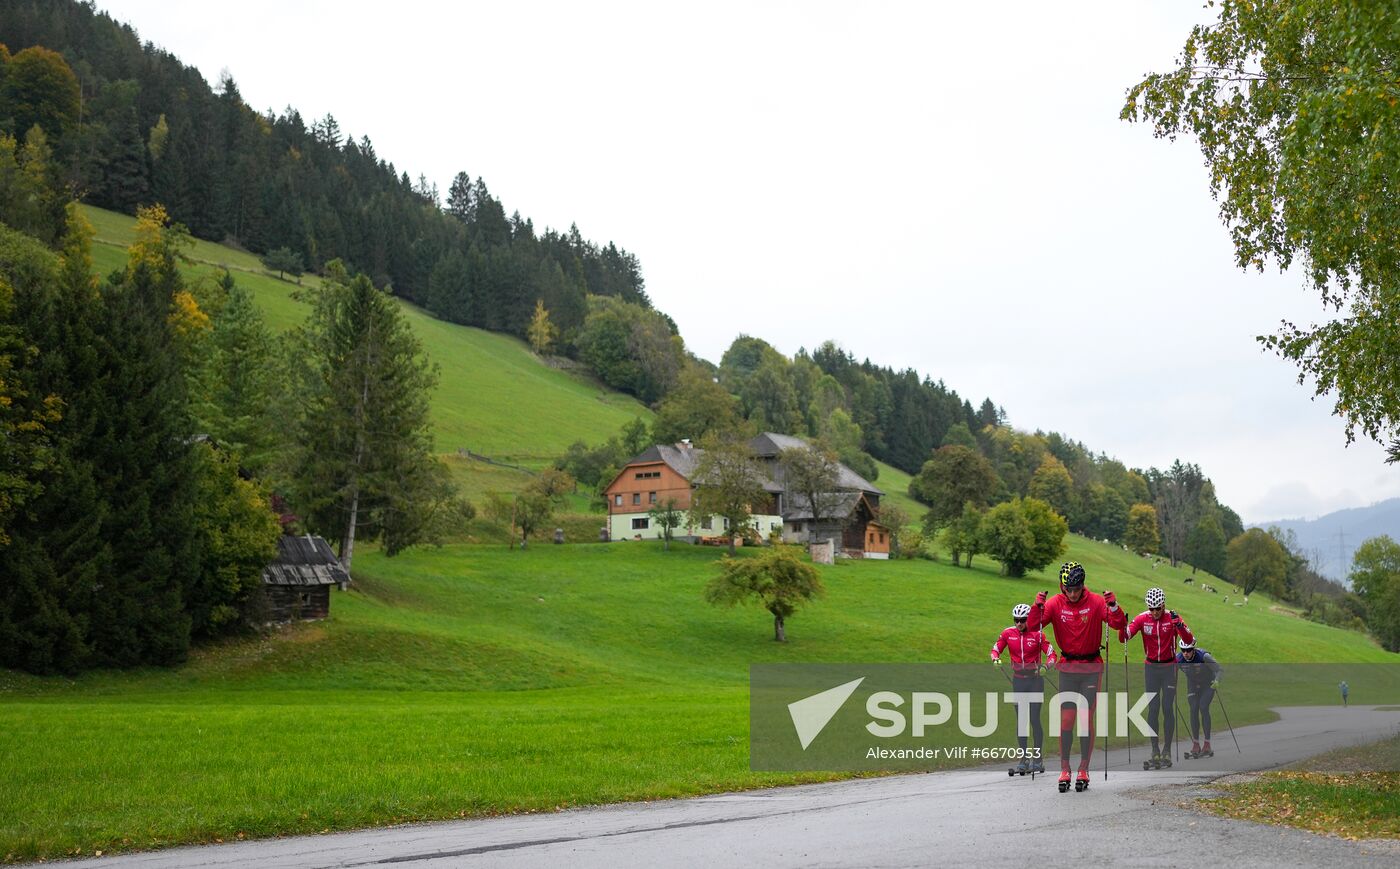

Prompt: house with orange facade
[602,432,889,557]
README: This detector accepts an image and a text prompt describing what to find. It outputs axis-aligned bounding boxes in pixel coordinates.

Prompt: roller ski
[1142,751,1172,770]
[1184,741,1213,760]
[1009,759,1031,776]
[1030,759,1046,774]
[1074,769,1089,792]
[1057,767,1072,792]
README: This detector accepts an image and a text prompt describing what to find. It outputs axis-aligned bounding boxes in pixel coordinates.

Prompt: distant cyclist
[1121,587,1194,768]
[1176,640,1222,758]
[992,603,1058,774]
[1028,561,1127,792]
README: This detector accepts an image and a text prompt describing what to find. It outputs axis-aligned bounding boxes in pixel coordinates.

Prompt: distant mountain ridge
[1253,498,1400,581]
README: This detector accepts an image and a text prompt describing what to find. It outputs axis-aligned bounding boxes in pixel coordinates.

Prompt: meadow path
[64,705,1400,869]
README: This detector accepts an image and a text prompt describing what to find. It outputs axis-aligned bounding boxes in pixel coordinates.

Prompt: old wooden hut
[260,535,349,622]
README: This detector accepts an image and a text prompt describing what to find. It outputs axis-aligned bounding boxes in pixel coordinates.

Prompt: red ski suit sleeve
[1122,611,1196,662]
[990,627,1056,667]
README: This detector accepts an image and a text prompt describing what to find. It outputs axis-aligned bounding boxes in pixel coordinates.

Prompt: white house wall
[608,513,784,542]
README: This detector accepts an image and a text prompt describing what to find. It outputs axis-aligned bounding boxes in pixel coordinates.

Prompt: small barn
[260,535,349,622]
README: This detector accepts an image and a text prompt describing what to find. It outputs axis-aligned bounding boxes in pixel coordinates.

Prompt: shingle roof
[753,432,884,496]
[625,443,704,480]
[262,535,350,587]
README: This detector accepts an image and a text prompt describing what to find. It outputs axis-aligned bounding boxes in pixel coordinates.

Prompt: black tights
[1187,686,1214,741]
[1143,663,1177,753]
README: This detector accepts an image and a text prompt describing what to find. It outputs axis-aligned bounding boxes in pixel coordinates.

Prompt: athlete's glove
[1035,590,1047,607]
[1103,590,1117,608]
[992,656,1002,667]
[1169,610,1183,628]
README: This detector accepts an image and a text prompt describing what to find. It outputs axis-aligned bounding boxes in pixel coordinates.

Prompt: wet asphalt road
[54,705,1400,869]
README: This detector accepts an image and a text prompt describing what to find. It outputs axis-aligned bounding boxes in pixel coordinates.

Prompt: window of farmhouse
[632,517,649,530]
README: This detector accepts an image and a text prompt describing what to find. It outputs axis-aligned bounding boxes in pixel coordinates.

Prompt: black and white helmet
[1146,587,1165,609]
[1012,603,1031,620]
[1178,639,1196,652]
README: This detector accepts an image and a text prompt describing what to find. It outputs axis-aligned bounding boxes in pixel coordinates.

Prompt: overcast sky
[94,0,1400,524]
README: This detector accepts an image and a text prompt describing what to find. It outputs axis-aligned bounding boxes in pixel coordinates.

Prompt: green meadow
[2,535,1392,861]
[84,205,652,469]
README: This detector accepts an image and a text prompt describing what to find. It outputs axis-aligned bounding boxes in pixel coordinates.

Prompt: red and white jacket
[1028,591,1127,667]
[1121,611,1195,663]
[991,627,1057,674]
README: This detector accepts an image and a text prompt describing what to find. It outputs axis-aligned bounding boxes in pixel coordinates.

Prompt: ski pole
[1100,627,1109,781]
[1122,639,1131,766]
[1214,687,1242,754]
[1172,687,1189,763]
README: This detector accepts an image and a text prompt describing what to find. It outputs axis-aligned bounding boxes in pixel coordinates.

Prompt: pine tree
[200,273,282,471]
[527,299,557,354]
[85,230,200,666]
[0,207,111,673]
[288,262,447,570]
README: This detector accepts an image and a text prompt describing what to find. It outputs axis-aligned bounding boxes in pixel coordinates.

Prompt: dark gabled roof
[624,443,704,480]
[262,535,350,587]
[753,432,884,496]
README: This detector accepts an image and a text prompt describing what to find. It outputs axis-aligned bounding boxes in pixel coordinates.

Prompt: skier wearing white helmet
[1120,587,1195,769]
[991,603,1058,774]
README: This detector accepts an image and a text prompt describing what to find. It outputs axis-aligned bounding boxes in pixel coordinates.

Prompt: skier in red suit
[1027,561,1127,791]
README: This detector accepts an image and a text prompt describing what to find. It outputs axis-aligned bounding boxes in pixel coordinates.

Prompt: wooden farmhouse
[260,535,350,622]
[602,432,888,558]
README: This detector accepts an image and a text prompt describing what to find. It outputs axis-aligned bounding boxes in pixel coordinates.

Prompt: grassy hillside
[2,534,1392,860]
[84,206,651,468]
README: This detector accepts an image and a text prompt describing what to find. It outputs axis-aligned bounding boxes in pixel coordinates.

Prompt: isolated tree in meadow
[527,299,556,354]
[942,501,985,568]
[649,497,684,551]
[485,470,572,550]
[288,262,445,570]
[705,546,825,642]
[977,497,1067,578]
[1185,512,1227,577]
[688,435,769,554]
[1349,535,1400,652]
[1225,528,1289,597]
[1124,2,1400,460]
[1124,503,1160,555]
[779,443,844,543]
[260,246,304,283]
[910,444,999,528]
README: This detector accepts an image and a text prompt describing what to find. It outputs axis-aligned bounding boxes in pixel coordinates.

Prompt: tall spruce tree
[0,208,107,673]
[84,209,201,666]
[288,262,446,569]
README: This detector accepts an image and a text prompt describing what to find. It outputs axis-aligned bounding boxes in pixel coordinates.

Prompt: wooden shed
[260,535,349,622]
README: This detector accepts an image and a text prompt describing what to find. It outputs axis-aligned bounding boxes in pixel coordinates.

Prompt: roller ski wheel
[1143,752,1167,770]
[1074,771,1089,792]
[1008,759,1030,776]
[1057,769,1072,792]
